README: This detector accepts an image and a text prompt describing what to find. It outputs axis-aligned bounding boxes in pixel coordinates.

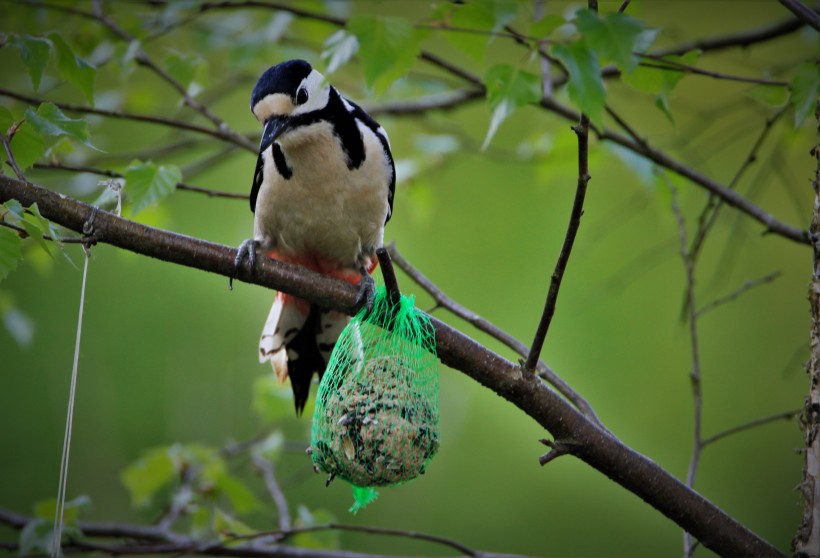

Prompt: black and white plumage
[243,59,395,414]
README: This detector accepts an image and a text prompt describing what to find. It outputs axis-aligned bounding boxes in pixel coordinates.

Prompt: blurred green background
[0,1,817,556]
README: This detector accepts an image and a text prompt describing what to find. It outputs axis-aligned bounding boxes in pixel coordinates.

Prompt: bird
[233,59,395,415]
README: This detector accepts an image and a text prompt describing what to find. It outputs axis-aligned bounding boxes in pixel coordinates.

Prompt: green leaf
[321,30,359,75]
[655,93,674,125]
[482,64,542,149]
[24,103,95,149]
[790,62,820,128]
[0,226,23,283]
[21,203,57,259]
[528,14,565,39]
[33,495,91,525]
[575,9,645,73]
[164,52,207,96]
[551,40,606,128]
[348,16,426,95]
[745,84,789,107]
[622,50,699,96]
[0,107,46,174]
[447,0,520,61]
[125,161,181,214]
[11,34,51,91]
[48,33,96,106]
[121,446,177,508]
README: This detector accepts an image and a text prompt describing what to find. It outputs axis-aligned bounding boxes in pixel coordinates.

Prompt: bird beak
[260,116,290,152]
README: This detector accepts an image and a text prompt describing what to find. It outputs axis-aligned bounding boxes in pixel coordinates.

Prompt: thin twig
[651,16,807,57]
[779,0,820,32]
[387,244,604,428]
[637,55,789,87]
[696,271,782,317]
[90,1,227,132]
[702,409,801,447]
[668,180,703,558]
[376,247,401,306]
[251,455,291,532]
[524,114,591,373]
[32,162,248,200]
[690,106,789,265]
[237,523,479,557]
[0,87,256,153]
[572,105,808,245]
[0,130,26,181]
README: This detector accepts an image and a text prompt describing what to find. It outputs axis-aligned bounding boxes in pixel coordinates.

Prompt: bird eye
[296,88,309,105]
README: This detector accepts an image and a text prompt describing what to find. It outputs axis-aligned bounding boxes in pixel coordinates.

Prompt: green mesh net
[310,285,439,512]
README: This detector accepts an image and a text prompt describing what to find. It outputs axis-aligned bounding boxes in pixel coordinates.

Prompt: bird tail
[259,292,349,415]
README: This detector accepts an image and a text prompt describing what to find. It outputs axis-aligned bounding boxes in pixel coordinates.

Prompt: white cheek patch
[253,93,294,122]
[291,70,330,116]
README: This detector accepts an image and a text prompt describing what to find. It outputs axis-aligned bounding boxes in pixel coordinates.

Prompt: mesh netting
[310,286,439,511]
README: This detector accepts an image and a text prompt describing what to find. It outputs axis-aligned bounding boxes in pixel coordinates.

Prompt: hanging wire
[51,242,91,558]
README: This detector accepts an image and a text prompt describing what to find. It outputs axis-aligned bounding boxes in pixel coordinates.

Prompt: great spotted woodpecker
[235,59,395,415]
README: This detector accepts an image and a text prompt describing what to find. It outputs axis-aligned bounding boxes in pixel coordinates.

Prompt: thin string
[51,244,90,558]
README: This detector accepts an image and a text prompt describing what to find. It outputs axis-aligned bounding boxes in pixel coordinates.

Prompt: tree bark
[793,97,820,558]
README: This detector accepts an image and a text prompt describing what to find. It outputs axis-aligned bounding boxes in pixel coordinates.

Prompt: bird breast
[253,120,390,269]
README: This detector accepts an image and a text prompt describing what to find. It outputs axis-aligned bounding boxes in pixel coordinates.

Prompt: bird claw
[230,238,258,290]
[353,272,376,314]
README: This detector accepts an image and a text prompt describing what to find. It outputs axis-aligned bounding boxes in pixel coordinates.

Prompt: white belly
[253,121,390,268]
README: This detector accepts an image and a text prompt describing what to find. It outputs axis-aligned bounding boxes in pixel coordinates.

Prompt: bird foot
[353,272,376,314]
[230,238,258,290]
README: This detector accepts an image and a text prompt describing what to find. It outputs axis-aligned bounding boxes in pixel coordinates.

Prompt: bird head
[251,59,330,152]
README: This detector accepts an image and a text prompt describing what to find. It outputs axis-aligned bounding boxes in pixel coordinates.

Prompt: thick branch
[779,0,820,32]
[793,95,820,558]
[0,175,785,557]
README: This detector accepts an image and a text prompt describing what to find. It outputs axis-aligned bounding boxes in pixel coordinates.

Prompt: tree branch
[0,87,257,153]
[0,146,786,558]
[388,244,604,428]
[651,15,808,57]
[702,409,801,447]
[668,180,704,558]
[793,92,820,558]
[524,115,591,373]
[779,0,820,32]
[31,162,248,200]
[537,96,809,245]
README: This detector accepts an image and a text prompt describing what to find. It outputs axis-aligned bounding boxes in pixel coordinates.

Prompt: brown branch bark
[524,114,590,374]
[779,0,820,32]
[793,95,820,558]
[0,175,787,557]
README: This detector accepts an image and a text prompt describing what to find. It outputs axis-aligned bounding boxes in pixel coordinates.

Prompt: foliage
[0,2,817,557]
